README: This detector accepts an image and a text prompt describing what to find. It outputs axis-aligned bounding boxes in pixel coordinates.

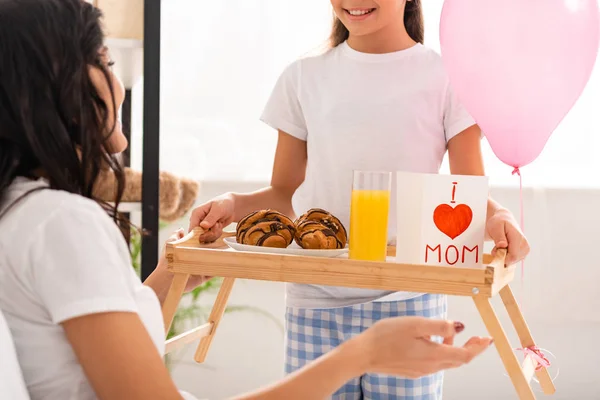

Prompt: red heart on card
[433,204,473,240]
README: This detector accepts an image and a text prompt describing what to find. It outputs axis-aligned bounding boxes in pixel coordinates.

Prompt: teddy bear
[92,167,200,222]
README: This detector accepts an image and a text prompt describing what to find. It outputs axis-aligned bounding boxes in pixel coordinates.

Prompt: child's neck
[347,23,416,54]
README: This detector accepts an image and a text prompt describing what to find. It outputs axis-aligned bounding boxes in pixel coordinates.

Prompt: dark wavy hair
[329,0,424,48]
[0,0,126,225]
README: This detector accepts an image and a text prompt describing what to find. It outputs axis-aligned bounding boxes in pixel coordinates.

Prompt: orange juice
[349,189,390,261]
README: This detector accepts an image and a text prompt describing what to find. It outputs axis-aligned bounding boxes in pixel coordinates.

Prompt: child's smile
[344,7,376,21]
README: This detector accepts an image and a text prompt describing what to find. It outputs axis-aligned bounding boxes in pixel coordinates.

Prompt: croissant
[294,208,347,250]
[236,210,295,248]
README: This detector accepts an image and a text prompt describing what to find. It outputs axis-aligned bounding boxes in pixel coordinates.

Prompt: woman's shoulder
[0,177,117,245]
[8,177,107,213]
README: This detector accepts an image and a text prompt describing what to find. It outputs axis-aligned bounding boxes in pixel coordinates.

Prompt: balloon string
[511,167,551,372]
[511,167,525,312]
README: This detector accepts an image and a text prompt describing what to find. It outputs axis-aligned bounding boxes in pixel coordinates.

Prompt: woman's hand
[144,229,212,305]
[486,207,530,266]
[161,229,211,291]
[188,193,236,243]
[359,317,493,378]
[235,316,492,400]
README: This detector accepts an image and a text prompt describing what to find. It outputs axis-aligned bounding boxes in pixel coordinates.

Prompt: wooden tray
[163,228,555,400]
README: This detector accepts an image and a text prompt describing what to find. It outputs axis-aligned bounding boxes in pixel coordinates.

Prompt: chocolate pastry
[294,208,347,250]
[236,210,296,248]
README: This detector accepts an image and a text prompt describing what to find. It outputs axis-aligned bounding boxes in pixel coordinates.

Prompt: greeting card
[395,172,489,268]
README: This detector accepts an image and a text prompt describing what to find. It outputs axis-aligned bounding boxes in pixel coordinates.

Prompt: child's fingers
[188,205,209,232]
[487,221,508,250]
[199,205,223,230]
[505,228,529,265]
[198,222,224,244]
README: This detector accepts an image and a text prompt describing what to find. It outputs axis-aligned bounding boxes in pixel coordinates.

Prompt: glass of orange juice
[349,171,391,262]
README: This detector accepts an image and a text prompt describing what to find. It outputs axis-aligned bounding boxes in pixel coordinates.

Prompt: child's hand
[188,193,235,243]
[486,209,530,265]
[357,317,493,378]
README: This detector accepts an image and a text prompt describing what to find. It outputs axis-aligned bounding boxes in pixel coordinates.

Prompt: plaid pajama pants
[285,294,448,400]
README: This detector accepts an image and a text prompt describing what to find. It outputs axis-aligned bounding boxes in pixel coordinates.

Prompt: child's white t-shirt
[261,41,476,308]
[0,177,166,400]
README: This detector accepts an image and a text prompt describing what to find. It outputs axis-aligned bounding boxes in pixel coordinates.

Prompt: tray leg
[194,277,236,363]
[473,296,536,400]
[161,273,190,335]
[499,286,556,395]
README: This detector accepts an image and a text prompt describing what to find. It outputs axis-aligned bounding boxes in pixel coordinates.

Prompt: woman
[0,0,493,399]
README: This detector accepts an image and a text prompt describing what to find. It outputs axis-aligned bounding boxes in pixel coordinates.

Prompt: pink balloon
[440,0,600,168]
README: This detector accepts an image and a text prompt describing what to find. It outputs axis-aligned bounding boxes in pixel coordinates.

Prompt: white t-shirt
[0,177,167,400]
[261,41,476,308]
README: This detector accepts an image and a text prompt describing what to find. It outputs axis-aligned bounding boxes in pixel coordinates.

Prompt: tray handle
[169,226,235,249]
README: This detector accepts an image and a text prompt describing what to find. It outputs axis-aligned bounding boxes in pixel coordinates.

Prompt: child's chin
[346,23,378,35]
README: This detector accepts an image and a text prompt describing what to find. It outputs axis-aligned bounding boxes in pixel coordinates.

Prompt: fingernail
[454,322,465,333]
[489,339,495,346]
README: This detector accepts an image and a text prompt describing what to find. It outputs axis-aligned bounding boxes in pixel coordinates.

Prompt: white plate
[223,237,348,258]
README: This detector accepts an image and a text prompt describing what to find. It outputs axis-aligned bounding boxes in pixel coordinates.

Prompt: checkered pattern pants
[285,294,448,399]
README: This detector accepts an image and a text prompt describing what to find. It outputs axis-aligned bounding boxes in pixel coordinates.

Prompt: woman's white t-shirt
[260,41,476,308]
[0,177,165,400]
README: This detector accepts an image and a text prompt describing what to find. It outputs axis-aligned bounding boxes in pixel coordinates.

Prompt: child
[190,0,528,398]
[0,1,492,399]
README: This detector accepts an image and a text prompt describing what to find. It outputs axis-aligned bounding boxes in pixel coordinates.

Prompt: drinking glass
[349,171,392,261]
